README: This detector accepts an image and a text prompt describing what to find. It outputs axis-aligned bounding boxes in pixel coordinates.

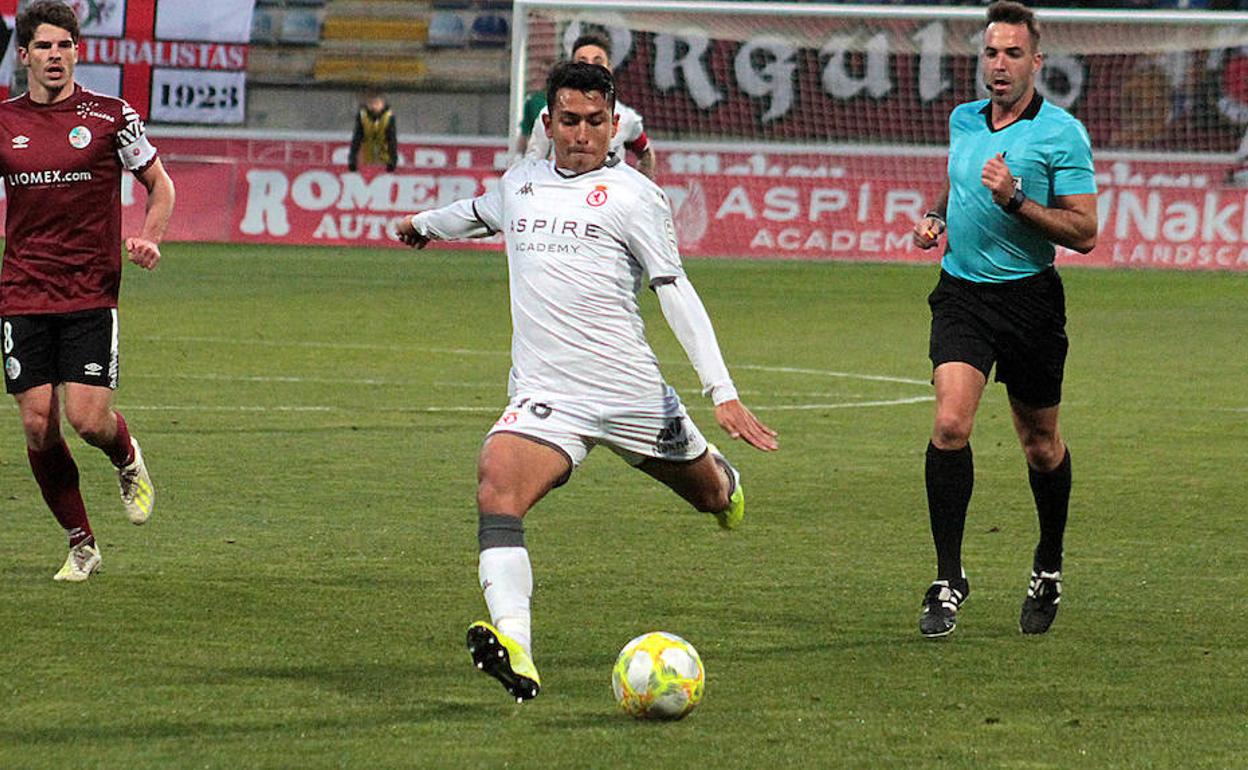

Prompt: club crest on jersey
[4,356,20,381]
[586,185,608,207]
[68,126,92,149]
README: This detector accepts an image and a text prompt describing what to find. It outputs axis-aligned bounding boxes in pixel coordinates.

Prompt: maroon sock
[108,411,134,467]
[28,440,93,548]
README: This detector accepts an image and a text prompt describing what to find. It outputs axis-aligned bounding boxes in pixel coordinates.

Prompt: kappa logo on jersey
[68,126,92,149]
[10,135,29,150]
[586,185,608,207]
[517,182,534,196]
[76,100,116,124]
[83,362,104,377]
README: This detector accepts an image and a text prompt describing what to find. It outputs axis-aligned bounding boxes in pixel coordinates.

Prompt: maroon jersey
[0,85,158,315]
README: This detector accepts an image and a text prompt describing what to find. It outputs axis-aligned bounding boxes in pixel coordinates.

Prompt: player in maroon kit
[0,1,175,582]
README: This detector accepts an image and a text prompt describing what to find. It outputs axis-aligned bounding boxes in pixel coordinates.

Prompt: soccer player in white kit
[524,31,658,180]
[397,62,777,703]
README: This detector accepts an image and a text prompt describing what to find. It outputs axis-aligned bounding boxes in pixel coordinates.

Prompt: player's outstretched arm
[654,278,778,452]
[126,157,175,270]
[396,194,501,249]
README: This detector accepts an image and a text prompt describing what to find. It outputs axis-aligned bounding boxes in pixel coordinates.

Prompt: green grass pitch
[1,243,1244,768]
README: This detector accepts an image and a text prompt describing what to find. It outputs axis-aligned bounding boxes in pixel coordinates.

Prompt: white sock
[478,546,533,657]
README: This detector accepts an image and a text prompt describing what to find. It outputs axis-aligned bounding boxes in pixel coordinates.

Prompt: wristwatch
[1003,187,1026,214]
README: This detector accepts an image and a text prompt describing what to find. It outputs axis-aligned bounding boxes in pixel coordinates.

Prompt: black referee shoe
[1020,569,1062,635]
[919,578,969,638]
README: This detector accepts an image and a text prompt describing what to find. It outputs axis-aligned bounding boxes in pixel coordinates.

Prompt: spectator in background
[348,90,398,173]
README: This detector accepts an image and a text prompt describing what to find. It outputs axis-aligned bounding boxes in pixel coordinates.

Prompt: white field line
[121,405,335,412]
[140,335,509,357]
[130,373,396,386]
[113,398,933,413]
[127,337,933,412]
[735,363,929,387]
[758,396,933,411]
[136,373,907,400]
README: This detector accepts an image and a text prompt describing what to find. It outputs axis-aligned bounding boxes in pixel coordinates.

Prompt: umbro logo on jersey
[10,135,29,150]
[517,182,534,196]
[84,362,104,376]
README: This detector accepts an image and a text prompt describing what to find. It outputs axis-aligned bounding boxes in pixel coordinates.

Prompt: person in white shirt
[524,31,657,180]
[397,61,777,703]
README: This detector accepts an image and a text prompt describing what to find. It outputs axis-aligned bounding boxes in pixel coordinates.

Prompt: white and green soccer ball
[611,631,705,720]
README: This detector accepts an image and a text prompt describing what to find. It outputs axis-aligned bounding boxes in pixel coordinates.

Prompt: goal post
[509,0,1248,270]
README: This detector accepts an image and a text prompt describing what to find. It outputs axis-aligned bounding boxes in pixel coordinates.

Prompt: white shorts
[485,386,709,468]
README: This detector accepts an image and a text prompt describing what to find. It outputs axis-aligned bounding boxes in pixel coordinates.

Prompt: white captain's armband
[117,102,157,171]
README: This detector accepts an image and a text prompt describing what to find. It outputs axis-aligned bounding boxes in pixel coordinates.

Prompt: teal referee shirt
[943,93,1097,283]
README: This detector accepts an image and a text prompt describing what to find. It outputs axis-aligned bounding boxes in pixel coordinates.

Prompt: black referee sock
[925,441,973,582]
[1029,448,1071,573]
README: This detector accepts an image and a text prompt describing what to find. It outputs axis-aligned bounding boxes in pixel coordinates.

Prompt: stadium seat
[280,9,323,45]
[469,12,508,48]
[427,11,467,48]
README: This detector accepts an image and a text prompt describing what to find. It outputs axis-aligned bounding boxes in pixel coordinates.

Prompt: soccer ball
[611,631,705,720]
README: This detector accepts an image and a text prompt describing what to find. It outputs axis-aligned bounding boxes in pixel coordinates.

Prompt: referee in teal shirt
[911,1,1098,640]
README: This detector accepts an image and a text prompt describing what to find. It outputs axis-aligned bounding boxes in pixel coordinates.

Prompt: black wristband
[1003,187,1026,214]
[923,210,946,234]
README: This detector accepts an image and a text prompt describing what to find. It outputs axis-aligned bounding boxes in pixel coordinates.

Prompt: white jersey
[525,99,647,164]
[415,157,684,404]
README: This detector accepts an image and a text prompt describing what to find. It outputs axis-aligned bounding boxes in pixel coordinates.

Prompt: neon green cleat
[707,443,744,530]
[466,621,541,702]
[53,542,101,582]
[118,438,154,525]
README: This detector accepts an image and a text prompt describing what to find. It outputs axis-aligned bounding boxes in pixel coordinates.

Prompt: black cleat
[919,578,970,638]
[1020,569,1062,635]
[466,621,541,702]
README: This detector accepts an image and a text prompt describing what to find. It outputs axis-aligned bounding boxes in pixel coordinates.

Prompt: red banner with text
[53,133,1248,271]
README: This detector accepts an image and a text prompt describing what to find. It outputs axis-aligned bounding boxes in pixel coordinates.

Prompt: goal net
[510,1,1248,269]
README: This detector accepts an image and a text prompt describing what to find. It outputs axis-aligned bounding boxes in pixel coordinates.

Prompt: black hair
[545,61,616,115]
[16,0,80,49]
[571,31,612,61]
[986,1,1040,50]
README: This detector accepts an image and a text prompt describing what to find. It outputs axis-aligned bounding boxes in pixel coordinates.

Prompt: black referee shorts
[927,268,1068,409]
